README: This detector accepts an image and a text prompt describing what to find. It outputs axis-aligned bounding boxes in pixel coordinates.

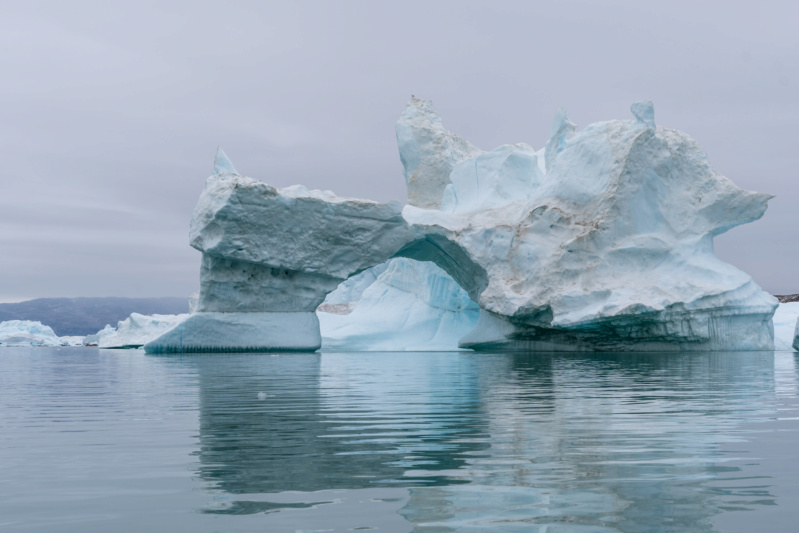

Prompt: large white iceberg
[99,313,188,349]
[0,320,63,347]
[319,258,479,351]
[146,99,776,353]
[403,99,776,351]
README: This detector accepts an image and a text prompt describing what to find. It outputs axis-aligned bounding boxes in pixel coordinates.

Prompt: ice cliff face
[145,100,777,353]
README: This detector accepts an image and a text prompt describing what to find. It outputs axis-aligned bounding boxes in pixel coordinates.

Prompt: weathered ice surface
[189,176,416,314]
[148,100,777,353]
[441,143,544,214]
[402,100,776,351]
[0,320,62,347]
[319,258,479,351]
[99,313,188,349]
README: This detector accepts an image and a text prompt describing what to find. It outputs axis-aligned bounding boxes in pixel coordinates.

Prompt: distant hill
[777,294,799,303]
[0,297,189,336]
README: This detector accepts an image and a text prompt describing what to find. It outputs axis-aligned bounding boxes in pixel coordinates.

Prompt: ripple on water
[1,348,798,532]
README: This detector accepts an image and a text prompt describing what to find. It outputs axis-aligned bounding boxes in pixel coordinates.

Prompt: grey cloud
[1,0,797,301]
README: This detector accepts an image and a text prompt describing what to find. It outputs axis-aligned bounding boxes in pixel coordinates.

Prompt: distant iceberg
[59,336,87,346]
[319,258,479,351]
[98,313,188,349]
[0,320,63,347]
[82,324,115,346]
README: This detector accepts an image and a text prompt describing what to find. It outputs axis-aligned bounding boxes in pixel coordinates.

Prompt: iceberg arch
[393,235,488,303]
[145,99,777,354]
[319,257,480,351]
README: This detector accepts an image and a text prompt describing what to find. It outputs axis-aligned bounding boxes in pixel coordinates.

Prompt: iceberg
[146,99,776,353]
[59,336,86,346]
[188,291,200,313]
[773,303,799,351]
[402,100,777,351]
[145,150,416,354]
[796,322,799,352]
[319,258,479,351]
[99,313,188,349]
[0,320,63,347]
[82,324,115,346]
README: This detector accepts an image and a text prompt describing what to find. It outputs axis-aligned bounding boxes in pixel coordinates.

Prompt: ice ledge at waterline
[145,101,777,353]
[144,312,320,353]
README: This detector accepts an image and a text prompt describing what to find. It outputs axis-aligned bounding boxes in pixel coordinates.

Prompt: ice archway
[145,99,777,353]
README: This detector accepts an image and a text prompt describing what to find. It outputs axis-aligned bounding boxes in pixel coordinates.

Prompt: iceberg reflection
[185,351,782,530]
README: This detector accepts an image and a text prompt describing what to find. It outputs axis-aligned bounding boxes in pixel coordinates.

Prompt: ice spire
[213,147,238,175]
[395,97,481,209]
[630,100,655,128]
[544,108,576,173]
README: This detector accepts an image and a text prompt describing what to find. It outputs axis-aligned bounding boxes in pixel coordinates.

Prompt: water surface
[1,348,798,532]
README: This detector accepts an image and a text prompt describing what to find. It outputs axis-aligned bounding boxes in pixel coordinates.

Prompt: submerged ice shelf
[146,98,778,353]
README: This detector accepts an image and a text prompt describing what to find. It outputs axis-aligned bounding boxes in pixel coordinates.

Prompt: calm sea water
[1,348,798,532]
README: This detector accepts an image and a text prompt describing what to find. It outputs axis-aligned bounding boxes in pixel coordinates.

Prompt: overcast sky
[1,0,797,302]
